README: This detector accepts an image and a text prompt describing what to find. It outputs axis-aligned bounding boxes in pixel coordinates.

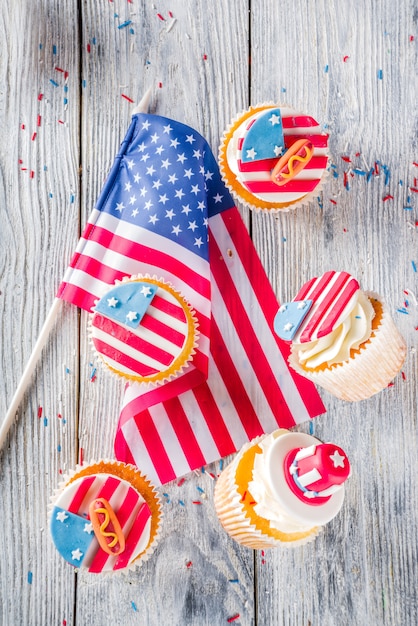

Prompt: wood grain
[0,0,417,624]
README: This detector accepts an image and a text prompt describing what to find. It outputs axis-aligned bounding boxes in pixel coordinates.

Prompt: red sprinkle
[37,406,43,418]
[186,561,193,568]
[158,82,163,88]
[341,155,351,162]
[410,188,418,193]
[79,447,84,466]
[401,371,406,380]
[30,170,35,179]
[192,501,202,505]
[21,124,25,130]
[87,43,91,53]
[203,54,208,60]
[382,194,393,201]
[55,66,65,73]
[240,490,247,502]
[177,477,186,487]
[37,115,42,127]
[330,199,337,205]
[343,55,350,62]
[38,93,43,101]
[31,132,37,141]
[227,615,240,623]
[121,94,134,103]
[168,11,174,17]
[157,13,165,20]
[410,35,415,42]
[413,162,418,167]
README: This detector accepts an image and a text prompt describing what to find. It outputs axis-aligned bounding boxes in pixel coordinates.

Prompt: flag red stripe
[125,409,176,484]
[218,211,326,418]
[114,502,152,570]
[67,475,96,514]
[57,281,98,312]
[192,383,237,458]
[244,178,321,193]
[284,134,328,148]
[294,276,317,301]
[93,337,160,376]
[209,319,265,440]
[75,225,211,299]
[92,314,178,367]
[163,396,207,470]
[237,155,328,173]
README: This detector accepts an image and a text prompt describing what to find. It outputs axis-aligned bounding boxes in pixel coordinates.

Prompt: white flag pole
[1,88,153,450]
[0,297,62,448]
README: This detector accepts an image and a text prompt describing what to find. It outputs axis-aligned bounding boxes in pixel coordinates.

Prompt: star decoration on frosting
[269,113,281,126]
[283,322,294,332]
[56,510,68,523]
[330,450,346,468]
[126,311,138,322]
[140,286,153,297]
[71,548,83,561]
[297,300,309,309]
[273,145,284,157]
[246,148,257,160]
[107,297,119,308]
[83,522,94,534]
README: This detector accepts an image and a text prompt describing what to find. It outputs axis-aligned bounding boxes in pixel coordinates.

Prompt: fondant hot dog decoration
[271,138,314,186]
[89,498,126,555]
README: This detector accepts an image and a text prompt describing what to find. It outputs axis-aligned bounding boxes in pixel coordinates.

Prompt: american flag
[58,112,326,485]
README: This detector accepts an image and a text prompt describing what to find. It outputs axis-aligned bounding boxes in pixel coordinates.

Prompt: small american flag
[58,112,326,485]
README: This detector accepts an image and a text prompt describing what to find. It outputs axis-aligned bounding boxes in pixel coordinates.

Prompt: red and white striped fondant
[293,271,360,344]
[91,279,197,383]
[236,107,328,204]
[52,473,152,573]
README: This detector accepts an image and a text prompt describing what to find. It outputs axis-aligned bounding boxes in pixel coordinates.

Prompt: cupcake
[274,270,407,401]
[90,275,199,385]
[214,429,350,548]
[50,460,162,573]
[218,104,329,212]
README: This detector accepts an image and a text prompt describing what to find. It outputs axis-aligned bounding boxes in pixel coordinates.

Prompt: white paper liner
[288,292,407,402]
[89,274,200,389]
[49,459,163,575]
[218,103,329,214]
[214,436,320,548]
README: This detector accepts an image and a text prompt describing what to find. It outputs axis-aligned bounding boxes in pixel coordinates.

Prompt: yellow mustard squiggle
[279,147,314,180]
[95,507,119,547]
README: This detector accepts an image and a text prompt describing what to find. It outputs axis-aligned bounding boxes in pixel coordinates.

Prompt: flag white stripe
[148,404,192,479]
[210,213,312,424]
[177,392,221,463]
[120,419,161,486]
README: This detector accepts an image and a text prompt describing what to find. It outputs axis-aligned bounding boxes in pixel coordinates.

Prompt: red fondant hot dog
[89,498,126,555]
[271,139,314,186]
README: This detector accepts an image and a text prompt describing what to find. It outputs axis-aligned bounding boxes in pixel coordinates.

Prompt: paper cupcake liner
[49,459,163,575]
[89,274,200,388]
[289,292,407,401]
[214,436,319,548]
[218,103,329,214]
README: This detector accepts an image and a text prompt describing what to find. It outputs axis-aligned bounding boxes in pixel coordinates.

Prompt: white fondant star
[283,322,294,332]
[107,297,118,308]
[56,510,68,523]
[140,286,153,297]
[330,450,346,468]
[269,113,281,126]
[84,522,94,534]
[126,311,138,322]
[278,304,288,313]
[246,148,257,160]
[71,548,83,561]
[274,145,284,156]
[297,301,308,309]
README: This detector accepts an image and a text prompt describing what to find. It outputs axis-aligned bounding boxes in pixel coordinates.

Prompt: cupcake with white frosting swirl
[274,271,406,401]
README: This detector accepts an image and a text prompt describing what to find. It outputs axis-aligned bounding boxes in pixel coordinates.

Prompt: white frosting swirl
[248,432,314,533]
[293,292,375,369]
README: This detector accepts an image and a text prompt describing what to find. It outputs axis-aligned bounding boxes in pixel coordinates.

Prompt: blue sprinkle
[129,28,135,35]
[63,85,69,93]
[49,193,53,198]
[43,417,48,427]
[281,87,287,93]
[70,194,75,203]
[43,165,48,171]
[91,37,96,45]
[412,261,417,273]
[397,308,409,314]
[52,45,57,55]
[178,500,185,506]
[118,20,132,29]
[353,168,366,176]
[309,420,314,435]
[57,445,61,453]
[201,466,205,473]
[82,79,87,88]
[27,572,33,584]
[377,69,383,79]
[332,169,339,178]
[399,179,404,186]
[196,486,205,494]
[50,79,59,87]
[282,237,287,242]
[131,601,138,612]
[367,168,374,182]
[39,43,43,50]
[219,459,224,471]
[229,579,239,583]
[403,206,413,211]
[324,64,329,73]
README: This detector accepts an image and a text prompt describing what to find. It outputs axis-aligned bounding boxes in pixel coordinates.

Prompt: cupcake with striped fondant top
[90,275,199,386]
[218,104,329,212]
[50,460,162,573]
[274,270,407,401]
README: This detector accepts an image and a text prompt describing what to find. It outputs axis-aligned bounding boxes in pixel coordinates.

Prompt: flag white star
[182,204,192,215]
[144,200,153,210]
[159,194,169,204]
[124,181,132,191]
[194,237,204,248]
[140,186,147,197]
[155,145,164,155]
[204,170,214,180]
[131,208,139,217]
[115,202,125,212]
[165,209,175,220]
[129,195,137,205]
[184,168,194,179]
[84,522,94,534]
[193,149,202,159]
[150,132,159,143]
[152,179,162,190]
[141,120,151,130]
[170,137,180,148]
[146,165,156,176]
[177,153,187,164]
[188,221,198,231]
[213,193,223,203]
[191,184,200,195]
[175,188,185,199]
[140,153,150,162]
[149,214,159,224]
[137,141,146,152]
[127,158,135,169]
[161,158,171,169]
[168,173,178,184]
[133,173,141,183]
[185,134,196,144]
[172,225,182,236]
[163,123,173,134]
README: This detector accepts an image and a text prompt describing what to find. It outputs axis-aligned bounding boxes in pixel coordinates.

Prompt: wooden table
[1,1,417,624]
